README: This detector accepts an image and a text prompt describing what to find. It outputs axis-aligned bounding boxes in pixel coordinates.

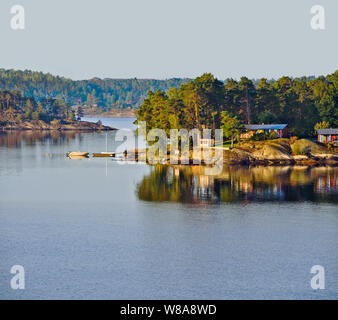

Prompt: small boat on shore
[67,151,89,157]
[68,154,89,159]
[93,133,115,157]
[93,152,115,157]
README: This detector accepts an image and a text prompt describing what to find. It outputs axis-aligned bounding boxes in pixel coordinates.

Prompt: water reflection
[137,165,338,204]
[0,130,79,148]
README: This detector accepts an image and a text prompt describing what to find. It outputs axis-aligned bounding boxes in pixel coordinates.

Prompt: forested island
[0,90,112,131]
[136,72,338,137]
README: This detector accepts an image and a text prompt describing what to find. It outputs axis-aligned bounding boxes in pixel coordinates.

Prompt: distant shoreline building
[241,124,288,139]
[199,138,215,148]
[317,128,338,144]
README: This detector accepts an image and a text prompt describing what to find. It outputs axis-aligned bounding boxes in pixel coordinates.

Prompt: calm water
[0,118,337,300]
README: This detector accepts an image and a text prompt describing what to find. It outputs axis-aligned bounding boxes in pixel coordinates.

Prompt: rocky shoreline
[124,138,338,166]
[220,148,337,166]
[0,120,115,131]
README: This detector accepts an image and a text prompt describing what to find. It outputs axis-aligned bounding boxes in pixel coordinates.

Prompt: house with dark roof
[241,124,288,139]
[317,128,338,144]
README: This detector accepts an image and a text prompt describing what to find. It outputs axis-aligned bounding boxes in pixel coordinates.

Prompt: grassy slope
[291,139,329,155]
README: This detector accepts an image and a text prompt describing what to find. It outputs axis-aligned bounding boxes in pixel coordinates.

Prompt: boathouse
[317,128,338,144]
[241,124,288,139]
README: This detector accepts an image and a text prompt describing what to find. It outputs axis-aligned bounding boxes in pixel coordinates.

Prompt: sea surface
[0,118,337,299]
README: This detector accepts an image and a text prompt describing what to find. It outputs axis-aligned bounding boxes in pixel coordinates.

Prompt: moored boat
[93,132,115,157]
[68,154,89,159]
[67,151,89,157]
[93,152,115,157]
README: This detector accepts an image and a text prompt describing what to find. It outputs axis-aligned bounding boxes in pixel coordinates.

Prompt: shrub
[314,121,330,135]
[68,111,75,121]
[50,119,60,128]
[290,136,298,144]
[292,143,311,156]
[15,115,23,123]
[31,111,40,120]
[250,132,268,141]
[269,131,277,139]
[292,144,303,155]
[24,110,32,120]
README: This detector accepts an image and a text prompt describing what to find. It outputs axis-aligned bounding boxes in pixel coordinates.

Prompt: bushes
[250,131,277,141]
[15,115,22,123]
[290,136,298,144]
[68,111,75,121]
[250,132,267,141]
[268,131,277,139]
[291,138,328,155]
[249,131,280,141]
[292,144,308,155]
[31,111,40,120]
[50,119,61,128]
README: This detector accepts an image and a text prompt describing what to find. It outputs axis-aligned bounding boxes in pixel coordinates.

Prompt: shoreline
[123,138,338,166]
[83,110,135,118]
[0,120,115,131]
[83,114,135,119]
[122,151,338,166]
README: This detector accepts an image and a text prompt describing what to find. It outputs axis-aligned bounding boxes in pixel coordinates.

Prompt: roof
[317,128,338,135]
[244,124,287,130]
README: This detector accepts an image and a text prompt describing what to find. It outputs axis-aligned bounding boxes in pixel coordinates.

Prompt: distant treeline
[0,69,189,110]
[0,89,80,123]
[136,72,338,137]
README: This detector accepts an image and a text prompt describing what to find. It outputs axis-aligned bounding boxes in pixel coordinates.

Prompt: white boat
[67,152,89,157]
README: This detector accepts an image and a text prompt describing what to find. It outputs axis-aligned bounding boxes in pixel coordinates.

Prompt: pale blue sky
[0,0,337,80]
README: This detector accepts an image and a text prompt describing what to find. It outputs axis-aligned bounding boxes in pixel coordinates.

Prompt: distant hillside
[0,69,190,110]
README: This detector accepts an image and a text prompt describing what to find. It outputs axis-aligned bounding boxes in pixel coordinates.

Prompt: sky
[0,0,337,80]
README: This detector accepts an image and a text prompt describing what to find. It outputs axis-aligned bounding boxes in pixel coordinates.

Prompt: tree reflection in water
[137,165,338,204]
[0,130,80,148]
